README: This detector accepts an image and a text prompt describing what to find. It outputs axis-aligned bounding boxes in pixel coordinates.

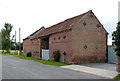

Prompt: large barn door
[41,36,49,60]
[42,49,49,60]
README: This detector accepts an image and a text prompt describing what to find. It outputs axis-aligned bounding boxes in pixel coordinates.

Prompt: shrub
[26,52,31,57]
[53,50,60,62]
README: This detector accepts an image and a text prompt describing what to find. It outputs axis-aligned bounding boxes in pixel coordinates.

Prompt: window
[63,36,66,39]
[97,24,100,28]
[63,52,66,56]
[53,52,55,55]
[90,14,93,18]
[84,45,87,49]
[83,22,86,26]
[58,37,60,40]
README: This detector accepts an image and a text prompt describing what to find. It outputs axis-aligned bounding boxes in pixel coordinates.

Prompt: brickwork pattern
[49,30,72,63]
[23,11,107,64]
[116,56,120,72]
[71,12,107,63]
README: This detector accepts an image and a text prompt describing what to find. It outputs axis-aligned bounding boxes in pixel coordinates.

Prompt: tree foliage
[112,21,120,56]
[11,42,23,50]
[1,23,14,53]
[0,31,2,50]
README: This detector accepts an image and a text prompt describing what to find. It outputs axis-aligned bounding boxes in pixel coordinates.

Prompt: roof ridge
[24,10,93,40]
[29,26,45,36]
[45,10,91,30]
[23,26,45,40]
[30,27,45,39]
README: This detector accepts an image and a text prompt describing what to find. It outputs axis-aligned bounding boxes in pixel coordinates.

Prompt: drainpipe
[105,33,108,62]
[39,38,42,59]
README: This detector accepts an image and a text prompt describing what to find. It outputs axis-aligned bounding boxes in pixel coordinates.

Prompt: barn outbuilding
[23,10,108,64]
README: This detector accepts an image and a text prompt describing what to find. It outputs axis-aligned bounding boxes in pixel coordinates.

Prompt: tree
[1,23,14,53]
[11,42,23,50]
[112,21,120,56]
[0,31,2,50]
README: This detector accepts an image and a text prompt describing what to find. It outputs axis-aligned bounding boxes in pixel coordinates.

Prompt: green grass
[13,54,40,61]
[0,53,12,56]
[36,60,71,66]
[114,74,120,80]
[0,53,71,66]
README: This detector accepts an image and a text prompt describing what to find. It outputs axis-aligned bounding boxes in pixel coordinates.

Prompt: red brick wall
[23,38,42,58]
[71,12,107,64]
[23,39,32,56]
[23,12,107,64]
[49,30,72,63]
[116,56,120,72]
[31,39,41,58]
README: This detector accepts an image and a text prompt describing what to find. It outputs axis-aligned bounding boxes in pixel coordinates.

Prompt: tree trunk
[2,50,4,53]
[116,55,120,72]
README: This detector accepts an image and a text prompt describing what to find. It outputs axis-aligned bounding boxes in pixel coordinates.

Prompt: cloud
[118,1,120,21]
[0,0,119,42]
[99,18,117,38]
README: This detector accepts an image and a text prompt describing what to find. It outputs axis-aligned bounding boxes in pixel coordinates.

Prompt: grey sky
[117,2,120,47]
[0,0,119,45]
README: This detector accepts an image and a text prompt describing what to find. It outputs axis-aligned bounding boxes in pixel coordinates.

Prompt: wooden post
[19,28,21,55]
[116,55,120,72]
[15,31,16,54]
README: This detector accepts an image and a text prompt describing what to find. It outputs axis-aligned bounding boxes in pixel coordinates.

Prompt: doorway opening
[41,36,49,60]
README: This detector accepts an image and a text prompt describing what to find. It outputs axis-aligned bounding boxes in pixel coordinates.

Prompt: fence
[108,45,116,63]
[0,50,23,54]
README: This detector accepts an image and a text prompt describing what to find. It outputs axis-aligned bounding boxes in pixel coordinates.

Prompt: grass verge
[36,60,71,66]
[0,53,71,66]
[114,74,120,80]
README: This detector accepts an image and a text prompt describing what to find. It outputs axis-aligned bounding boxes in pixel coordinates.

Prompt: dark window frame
[58,37,61,40]
[83,22,86,26]
[63,36,66,39]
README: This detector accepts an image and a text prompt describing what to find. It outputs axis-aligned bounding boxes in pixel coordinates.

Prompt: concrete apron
[61,65,118,79]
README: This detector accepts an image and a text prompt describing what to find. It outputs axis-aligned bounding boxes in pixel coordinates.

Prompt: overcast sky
[0,0,119,45]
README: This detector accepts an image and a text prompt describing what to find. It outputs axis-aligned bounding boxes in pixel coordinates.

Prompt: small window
[58,37,60,40]
[90,14,93,18]
[83,22,86,26]
[53,52,55,55]
[63,36,66,39]
[63,51,66,55]
[97,24,100,28]
[84,45,87,49]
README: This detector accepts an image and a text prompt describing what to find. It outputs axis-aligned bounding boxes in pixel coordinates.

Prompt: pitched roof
[31,10,91,39]
[23,26,45,40]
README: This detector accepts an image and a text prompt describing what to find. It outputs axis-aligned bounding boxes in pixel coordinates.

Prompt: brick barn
[23,10,108,64]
